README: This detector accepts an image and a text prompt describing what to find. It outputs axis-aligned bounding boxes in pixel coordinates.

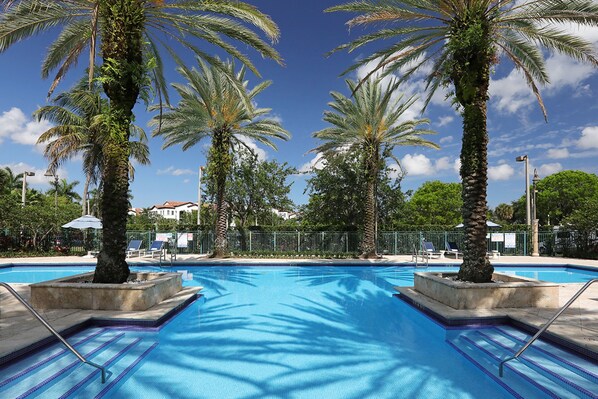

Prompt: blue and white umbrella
[62,215,102,229]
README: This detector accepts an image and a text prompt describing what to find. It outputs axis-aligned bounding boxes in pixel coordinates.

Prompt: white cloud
[453,158,461,175]
[437,116,454,127]
[157,166,195,176]
[577,126,598,149]
[0,107,52,149]
[400,152,455,176]
[298,153,325,173]
[488,164,515,181]
[546,148,569,159]
[237,136,268,161]
[439,135,454,144]
[0,162,67,186]
[538,162,563,176]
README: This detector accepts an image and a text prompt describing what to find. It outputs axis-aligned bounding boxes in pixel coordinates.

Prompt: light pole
[515,155,530,227]
[532,169,540,257]
[197,166,204,226]
[21,171,35,206]
[44,170,59,218]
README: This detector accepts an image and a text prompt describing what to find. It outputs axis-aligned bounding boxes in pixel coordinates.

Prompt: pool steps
[448,325,598,399]
[0,327,158,398]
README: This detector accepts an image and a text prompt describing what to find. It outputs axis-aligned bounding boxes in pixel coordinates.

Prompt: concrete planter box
[30,272,183,311]
[414,272,559,310]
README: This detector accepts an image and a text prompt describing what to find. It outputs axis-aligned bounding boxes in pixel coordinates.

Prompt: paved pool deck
[1,254,597,365]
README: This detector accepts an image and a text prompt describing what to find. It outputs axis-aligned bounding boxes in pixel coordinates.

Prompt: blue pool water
[2,264,597,398]
[109,266,514,398]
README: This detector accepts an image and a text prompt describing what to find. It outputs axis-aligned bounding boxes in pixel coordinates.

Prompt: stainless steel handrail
[499,278,598,377]
[0,282,107,383]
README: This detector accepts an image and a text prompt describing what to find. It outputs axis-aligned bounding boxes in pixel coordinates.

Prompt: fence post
[297,231,300,252]
[273,231,277,252]
[394,231,398,255]
[249,230,252,252]
[523,230,527,256]
[345,232,349,253]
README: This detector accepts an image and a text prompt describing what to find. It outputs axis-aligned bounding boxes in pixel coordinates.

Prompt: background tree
[0,167,23,195]
[302,149,407,230]
[152,59,290,257]
[313,78,438,258]
[47,178,82,203]
[204,147,295,250]
[493,203,514,225]
[328,0,598,281]
[406,181,462,225]
[1,0,282,282]
[562,198,598,259]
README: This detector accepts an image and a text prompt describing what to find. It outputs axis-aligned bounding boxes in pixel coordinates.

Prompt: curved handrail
[499,278,598,377]
[0,282,107,383]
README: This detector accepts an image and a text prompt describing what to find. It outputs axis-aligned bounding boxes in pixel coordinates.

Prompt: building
[148,201,198,221]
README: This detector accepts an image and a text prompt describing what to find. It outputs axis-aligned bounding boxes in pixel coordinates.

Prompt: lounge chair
[143,240,165,260]
[126,239,143,258]
[445,241,463,259]
[421,241,443,259]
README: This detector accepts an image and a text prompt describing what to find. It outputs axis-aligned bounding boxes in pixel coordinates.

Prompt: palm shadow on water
[113,267,511,399]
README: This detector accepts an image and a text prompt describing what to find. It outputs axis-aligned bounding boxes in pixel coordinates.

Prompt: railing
[0,283,107,383]
[499,278,598,377]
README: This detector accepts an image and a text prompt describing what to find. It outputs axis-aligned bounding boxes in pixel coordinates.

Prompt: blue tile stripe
[493,326,598,383]
[461,335,560,399]
[0,328,107,388]
[94,342,158,399]
[57,338,142,399]
[478,331,597,398]
[14,332,124,399]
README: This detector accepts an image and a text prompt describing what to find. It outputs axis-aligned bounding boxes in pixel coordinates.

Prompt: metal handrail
[499,278,598,377]
[0,282,107,383]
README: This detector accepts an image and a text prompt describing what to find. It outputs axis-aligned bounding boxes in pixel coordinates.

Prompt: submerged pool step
[0,328,157,399]
[449,328,598,399]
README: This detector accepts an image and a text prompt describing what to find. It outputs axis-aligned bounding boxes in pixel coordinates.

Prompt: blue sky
[1,1,597,210]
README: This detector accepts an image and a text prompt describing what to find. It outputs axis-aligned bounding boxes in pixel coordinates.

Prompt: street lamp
[44,169,59,217]
[197,166,204,226]
[515,155,530,227]
[532,169,540,257]
[21,171,35,206]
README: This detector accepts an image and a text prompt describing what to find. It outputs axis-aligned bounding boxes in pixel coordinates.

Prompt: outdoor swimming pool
[1,264,597,398]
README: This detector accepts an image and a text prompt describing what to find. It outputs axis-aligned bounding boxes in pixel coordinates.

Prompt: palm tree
[35,77,150,216]
[328,0,598,280]
[1,0,281,283]
[0,167,23,194]
[313,78,438,258]
[151,59,290,257]
[47,178,82,202]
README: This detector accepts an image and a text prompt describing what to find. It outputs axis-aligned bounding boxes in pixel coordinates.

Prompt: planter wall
[414,272,559,310]
[30,272,183,311]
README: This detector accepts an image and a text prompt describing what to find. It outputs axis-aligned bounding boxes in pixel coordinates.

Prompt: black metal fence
[2,228,595,258]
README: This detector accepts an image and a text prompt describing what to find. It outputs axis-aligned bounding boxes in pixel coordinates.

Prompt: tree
[562,198,598,258]
[0,167,23,195]
[312,78,438,258]
[47,178,82,203]
[1,0,282,282]
[35,78,150,216]
[204,147,295,250]
[493,203,514,225]
[328,0,598,281]
[151,59,290,257]
[406,181,462,225]
[302,149,407,230]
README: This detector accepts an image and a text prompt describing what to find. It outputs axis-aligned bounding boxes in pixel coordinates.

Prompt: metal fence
[3,229,591,258]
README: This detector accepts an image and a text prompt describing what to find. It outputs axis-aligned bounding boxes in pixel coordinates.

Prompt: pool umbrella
[455,220,501,228]
[62,215,102,229]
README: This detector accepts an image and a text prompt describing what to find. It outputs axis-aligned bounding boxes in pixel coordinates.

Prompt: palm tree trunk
[457,99,493,282]
[82,174,90,216]
[94,0,144,283]
[360,149,378,259]
[211,129,232,258]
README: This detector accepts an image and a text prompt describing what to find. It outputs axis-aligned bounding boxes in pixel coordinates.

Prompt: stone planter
[414,272,559,310]
[30,272,183,311]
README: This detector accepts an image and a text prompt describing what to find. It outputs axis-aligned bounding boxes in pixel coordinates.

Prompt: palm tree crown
[313,77,438,258]
[151,58,290,257]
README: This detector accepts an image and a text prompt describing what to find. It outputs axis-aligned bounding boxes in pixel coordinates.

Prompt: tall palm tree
[328,0,598,280]
[0,167,23,194]
[313,78,438,258]
[151,59,290,257]
[47,178,82,202]
[1,0,282,283]
[35,78,150,216]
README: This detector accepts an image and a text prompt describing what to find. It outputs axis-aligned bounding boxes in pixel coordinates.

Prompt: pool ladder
[499,278,598,377]
[0,282,107,383]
